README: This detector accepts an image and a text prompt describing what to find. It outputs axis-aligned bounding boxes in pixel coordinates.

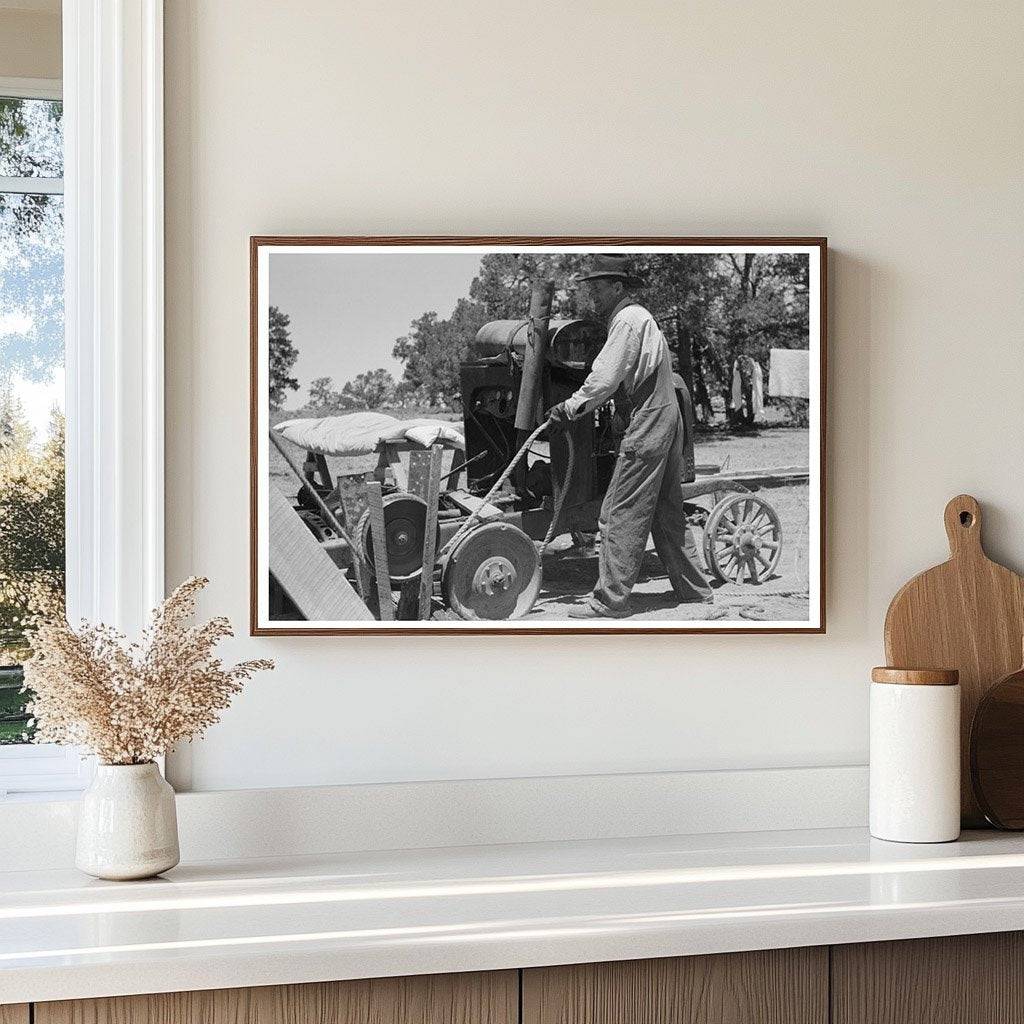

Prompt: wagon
[682,476,783,587]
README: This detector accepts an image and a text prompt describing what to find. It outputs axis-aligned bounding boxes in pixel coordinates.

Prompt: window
[0,6,166,797]
[0,80,85,797]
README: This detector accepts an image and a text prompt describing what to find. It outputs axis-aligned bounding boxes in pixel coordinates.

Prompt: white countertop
[4,826,1024,1004]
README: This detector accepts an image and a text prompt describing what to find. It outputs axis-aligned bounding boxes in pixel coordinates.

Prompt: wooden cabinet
[522,947,827,1024]
[832,932,1024,1024]
[34,971,517,1024]
[24,932,1024,1024]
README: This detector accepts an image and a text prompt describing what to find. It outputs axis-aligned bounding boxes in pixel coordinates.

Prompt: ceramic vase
[76,762,180,880]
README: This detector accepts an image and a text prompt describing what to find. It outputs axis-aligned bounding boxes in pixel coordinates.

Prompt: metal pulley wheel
[442,521,541,620]
[356,491,438,582]
[702,494,783,585]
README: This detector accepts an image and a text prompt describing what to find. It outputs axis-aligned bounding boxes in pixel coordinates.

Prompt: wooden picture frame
[251,237,827,635]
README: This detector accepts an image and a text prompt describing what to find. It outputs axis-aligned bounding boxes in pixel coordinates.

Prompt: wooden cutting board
[969,652,1024,828]
[884,494,1024,826]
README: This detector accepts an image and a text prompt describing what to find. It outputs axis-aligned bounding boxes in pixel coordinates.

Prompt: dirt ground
[532,425,811,622]
[445,427,812,624]
[522,481,810,623]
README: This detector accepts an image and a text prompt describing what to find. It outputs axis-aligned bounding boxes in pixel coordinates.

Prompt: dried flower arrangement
[22,577,273,765]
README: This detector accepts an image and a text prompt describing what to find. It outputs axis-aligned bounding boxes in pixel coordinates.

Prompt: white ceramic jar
[869,667,960,843]
[76,762,180,880]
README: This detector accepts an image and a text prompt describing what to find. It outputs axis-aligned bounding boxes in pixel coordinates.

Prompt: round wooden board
[970,664,1024,829]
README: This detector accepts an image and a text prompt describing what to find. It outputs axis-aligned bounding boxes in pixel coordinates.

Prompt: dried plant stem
[23,577,273,765]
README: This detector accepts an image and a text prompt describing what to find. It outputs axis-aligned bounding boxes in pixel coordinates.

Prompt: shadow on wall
[826,249,873,637]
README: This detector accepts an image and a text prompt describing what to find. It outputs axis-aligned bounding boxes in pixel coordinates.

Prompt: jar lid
[871,667,959,686]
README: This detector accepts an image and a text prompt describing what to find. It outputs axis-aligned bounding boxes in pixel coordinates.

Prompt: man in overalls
[548,255,713,619]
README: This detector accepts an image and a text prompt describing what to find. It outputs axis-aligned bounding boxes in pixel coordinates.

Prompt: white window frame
[0,0,165,798]
[0,76,83,797]
[0,77,61,101]
[0,77,64,193]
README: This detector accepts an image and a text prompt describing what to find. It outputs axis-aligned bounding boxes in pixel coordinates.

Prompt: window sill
[0,744,93,799]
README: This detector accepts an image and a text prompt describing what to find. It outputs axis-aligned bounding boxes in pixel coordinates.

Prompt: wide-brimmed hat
[577,254,640,285]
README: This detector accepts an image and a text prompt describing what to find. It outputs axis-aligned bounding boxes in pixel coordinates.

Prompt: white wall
[164,0,1024,792]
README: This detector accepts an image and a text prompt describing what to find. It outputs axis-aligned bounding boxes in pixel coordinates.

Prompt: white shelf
[4,826,1024,1004]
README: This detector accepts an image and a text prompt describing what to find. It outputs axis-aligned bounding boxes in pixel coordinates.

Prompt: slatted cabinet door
[0,1006,29,1024]
[35,971,518,1024]
[832,933,1024,1024]
[522,948,828,1024]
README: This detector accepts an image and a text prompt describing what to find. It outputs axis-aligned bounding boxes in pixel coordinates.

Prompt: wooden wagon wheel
[702,494,782,585]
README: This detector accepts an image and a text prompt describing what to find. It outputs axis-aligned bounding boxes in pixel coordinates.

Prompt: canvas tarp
[274,412,464,457]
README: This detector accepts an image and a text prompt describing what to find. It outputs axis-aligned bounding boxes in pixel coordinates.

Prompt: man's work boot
[568,596,630,619]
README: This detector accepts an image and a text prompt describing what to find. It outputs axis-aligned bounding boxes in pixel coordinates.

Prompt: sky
[11,368,62,441]
[268,252,484,407]
[0,241,64,446]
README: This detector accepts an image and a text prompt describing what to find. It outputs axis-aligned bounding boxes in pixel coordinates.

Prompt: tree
[387,250,811,421]
[718,254,810,367]
[307,376,334,410]
[268,306,299,410]
[469,253,586,319]
[0,393,33,452]
[306,376,363,412]
[341,368,396,409]
[0,398,65,665]
[391,299,490,410]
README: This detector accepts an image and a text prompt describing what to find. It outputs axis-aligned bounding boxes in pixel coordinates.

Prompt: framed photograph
[251,237,826,634]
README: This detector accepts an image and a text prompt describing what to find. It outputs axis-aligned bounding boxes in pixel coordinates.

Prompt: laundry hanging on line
[768,348,810,399]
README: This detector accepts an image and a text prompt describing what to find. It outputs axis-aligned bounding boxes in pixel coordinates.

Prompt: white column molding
[63,0,164,635]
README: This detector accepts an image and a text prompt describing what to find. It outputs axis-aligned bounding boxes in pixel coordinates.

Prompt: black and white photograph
[251,238,825,633]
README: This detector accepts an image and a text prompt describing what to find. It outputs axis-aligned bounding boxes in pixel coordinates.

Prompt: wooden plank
[381,443,409,490]
[312,453,332,490]
[365,481,394,621]
[523,949,828,1024]
[832,932,1024,1024]
[726,468,809,487]
[406,450,432,500]
[447,490,503,520]
[268,429,366,602]
[418,446,443,620]
[335,475,370,531]
[268,484,372,622]
[695,464,809,480]
[36,971,517,1023]
[396,579,420,619]
[335,475,374,600]
[680,470,809,502]
[513,279,554,503]
[0,1006,29,1024]
[396,450,431,622]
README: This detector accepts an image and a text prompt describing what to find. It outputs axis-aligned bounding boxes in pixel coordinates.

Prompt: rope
[437,416,576,560]
[540,425,576,558]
